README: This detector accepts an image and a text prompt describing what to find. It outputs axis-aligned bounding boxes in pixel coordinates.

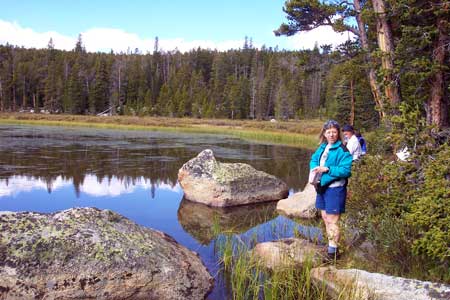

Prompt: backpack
[358,136,367,154]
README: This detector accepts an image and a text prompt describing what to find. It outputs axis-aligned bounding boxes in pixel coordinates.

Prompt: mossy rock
[0,208,213,299]
[178,149,289,207]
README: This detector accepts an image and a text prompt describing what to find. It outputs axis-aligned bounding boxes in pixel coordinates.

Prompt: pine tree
[275,0,388,119]
[391,0,449,128]
[67,61,85,114]
[89,55,110,114]
[210,53,231,117]
[249,49,264,119]
[237,77,250,119]
[325,53,379,130]
[68,34,88,114]
[275,80,289,120]
[261,54,280,118]
[156,83,170,116]
[43,38,62,112]
[188,70,207,118]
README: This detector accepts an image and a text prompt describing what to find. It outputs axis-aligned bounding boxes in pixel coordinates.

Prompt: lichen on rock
[0,207,213,300]
[178,149,289,207]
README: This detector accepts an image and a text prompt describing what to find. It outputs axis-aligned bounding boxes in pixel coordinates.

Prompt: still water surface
[0,124,320,299]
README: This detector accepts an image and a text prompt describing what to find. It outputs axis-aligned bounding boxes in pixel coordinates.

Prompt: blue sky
[0,0,352,53]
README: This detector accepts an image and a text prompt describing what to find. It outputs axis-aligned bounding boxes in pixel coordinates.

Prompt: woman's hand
[312,166,329,174]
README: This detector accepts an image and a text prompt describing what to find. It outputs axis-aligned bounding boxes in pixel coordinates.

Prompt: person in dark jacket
[355,131,367,155]
[309,120,353,259]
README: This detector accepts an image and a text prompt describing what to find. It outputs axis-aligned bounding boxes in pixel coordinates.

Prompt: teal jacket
[309,140,353,186]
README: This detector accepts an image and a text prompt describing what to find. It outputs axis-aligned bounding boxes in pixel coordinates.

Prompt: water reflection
[0,124,315,300]
[0,175,180,198]
[0,125,312,192]
[178,198,278,245]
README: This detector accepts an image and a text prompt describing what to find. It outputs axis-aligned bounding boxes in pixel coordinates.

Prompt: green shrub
[347,143,449,282]
[346,104,449,281]
[405,145,450,262]
[363,126,392,155]
[347,156,414,261]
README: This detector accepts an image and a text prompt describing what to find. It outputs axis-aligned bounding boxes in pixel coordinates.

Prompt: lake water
[0,124,321,299]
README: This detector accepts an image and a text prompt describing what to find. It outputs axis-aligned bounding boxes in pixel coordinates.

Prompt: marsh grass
[0,113,321,149]
[213,231,327,300]
[262,256,318,300]
[211,218,362,300]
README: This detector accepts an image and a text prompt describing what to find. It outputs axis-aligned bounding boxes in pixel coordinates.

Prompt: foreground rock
[311,266,450,300]
[178,198,277,245]
[178,149,289,207]
[251,238,324,269]
[277,183,317,218]
[0,208,213,300]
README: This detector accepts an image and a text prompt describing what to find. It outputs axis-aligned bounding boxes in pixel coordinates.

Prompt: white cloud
[79,175,181,196]
[0,175,181,198]
[0,20,249,53]
[0,19,354,53]
[82,28,250,53]
[0,175,71,197]
[0,20,75,50]
[158,38,250,53]
[82,28,147,53]
[287,25,355,50]
[80,175,138,197]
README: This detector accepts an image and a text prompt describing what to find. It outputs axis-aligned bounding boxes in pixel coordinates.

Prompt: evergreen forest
[1,37,380,127]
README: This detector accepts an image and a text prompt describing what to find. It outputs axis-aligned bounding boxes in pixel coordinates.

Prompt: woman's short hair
[319,120,342,144]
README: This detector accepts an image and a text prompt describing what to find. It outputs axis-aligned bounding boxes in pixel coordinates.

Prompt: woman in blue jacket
[309,120,353,259]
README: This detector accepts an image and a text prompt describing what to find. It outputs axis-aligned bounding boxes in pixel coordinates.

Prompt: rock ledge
[311,266,450,300]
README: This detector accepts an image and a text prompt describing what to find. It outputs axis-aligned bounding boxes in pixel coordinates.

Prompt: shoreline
[0,113,321,149]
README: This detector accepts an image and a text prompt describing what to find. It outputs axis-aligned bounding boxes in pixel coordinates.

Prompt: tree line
[0,35,380,129]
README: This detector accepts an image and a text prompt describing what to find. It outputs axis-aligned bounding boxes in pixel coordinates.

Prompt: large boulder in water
[0,208,213,300]
[310,266,450,300]
[178,149,289,207]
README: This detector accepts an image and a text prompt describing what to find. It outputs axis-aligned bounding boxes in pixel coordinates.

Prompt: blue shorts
[315,186,347,214]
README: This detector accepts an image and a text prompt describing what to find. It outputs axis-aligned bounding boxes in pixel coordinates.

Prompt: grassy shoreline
[0,113,321,149]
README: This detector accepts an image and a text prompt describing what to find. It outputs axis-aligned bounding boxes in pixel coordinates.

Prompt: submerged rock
[0,208,213,300]
[276,183,317,219]
[178,149,289,207]
[178,198,277,245]
[310,266,450,300]
[251,238,324,269]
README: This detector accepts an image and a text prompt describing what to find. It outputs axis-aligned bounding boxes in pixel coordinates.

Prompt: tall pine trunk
[372,0,401,109]
[0,77,3,111]
[12,85,16,111]
[22,78,27,108]
[354,0,385,120]
[428,17,449,128]
[350,79,355,126]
